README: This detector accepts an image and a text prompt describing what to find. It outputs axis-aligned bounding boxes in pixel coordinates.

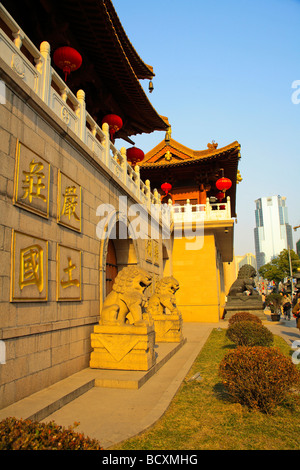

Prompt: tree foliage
[258,249,300,283]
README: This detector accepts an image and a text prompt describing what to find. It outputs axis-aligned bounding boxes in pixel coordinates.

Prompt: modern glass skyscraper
[254,195,293,270]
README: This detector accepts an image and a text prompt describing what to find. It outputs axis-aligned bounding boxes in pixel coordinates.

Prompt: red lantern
[216,177,232,192]
[216,191,224,201]
[126,147,144,166]
[53,46,82,82]
[161,182,172,195]
[102,114,123,142]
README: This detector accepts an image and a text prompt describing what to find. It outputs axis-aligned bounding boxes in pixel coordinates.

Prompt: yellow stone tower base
[90,324,156,371]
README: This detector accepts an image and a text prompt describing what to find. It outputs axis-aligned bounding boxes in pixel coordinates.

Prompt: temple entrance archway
[99,214,139,312]
[162,243,171,276]
[105,239,118,295]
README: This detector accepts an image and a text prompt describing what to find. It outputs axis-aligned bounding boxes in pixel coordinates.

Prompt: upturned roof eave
[60,0,168,135]
[104,0,155,79]
[139,139,241,168]
[2,0,168,138]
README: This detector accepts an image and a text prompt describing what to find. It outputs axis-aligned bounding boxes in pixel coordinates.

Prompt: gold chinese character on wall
[152,274,160,294]
[57,244,81,301]
[20,245,44,293]
[10,230,48,302]
[145,238,152,263]
[153,240,159,266]
[13,140,50,218]
[57,170,81,232]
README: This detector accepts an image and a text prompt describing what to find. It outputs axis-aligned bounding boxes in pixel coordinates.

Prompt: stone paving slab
[0,337,187,423]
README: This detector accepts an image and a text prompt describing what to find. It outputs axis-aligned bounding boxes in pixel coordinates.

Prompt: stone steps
[0,338,186,423]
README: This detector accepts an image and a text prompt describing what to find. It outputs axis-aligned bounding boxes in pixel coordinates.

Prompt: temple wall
[0,67,165,408]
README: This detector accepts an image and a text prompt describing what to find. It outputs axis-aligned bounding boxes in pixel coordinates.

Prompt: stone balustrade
[0,3,233,228]
[173,197,231,223]
[0,3,160,208]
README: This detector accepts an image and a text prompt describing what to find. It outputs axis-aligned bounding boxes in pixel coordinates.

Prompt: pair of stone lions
[100,266,179,326]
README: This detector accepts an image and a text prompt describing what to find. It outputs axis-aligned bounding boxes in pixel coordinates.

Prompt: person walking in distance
[292,298,300,331]
[282,294,292,320]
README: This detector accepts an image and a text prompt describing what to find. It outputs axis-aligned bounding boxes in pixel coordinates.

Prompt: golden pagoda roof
[139,137,241,218]
[139,138,241,168]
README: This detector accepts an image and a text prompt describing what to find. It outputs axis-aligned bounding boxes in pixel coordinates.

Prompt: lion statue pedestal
[90,266,156,371]
[147,277,183,343]
[223,264,266,320]
[149,314,183,343]
[90,324,155,371]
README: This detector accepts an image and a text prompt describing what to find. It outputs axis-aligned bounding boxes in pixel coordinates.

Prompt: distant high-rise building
[254,195,293,270]
[235,253,257,272]
[296,239,300,258]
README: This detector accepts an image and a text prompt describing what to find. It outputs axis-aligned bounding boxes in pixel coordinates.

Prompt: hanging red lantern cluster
[102,114,123,143]
[216,191,224,201]
[53,46,82,82]
[126,147,144,166]
[161,182,172,195]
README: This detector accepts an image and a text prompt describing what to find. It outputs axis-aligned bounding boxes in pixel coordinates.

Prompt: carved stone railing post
[120,147,127,185]
[134,164,140,199]
[12,29,24,49]
[145,179,151,210]
[102,122,110,166]
[76,89,86,142]
[205,197,210,214]
[38,41,51,105]
[226,196,231,218]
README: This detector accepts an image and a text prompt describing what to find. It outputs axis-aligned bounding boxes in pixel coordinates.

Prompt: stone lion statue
[147,276,180,316]
[227,264,259,298]
[100,266,152,326]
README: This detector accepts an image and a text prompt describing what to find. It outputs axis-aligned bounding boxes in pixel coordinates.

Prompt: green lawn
[111,329,300,450]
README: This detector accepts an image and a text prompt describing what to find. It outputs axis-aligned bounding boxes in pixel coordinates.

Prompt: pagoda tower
[139,130,241,322]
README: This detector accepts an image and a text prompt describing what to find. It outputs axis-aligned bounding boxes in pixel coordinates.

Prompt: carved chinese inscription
[57,244,81,301]
[57,170,81,232]
[153,240,159,266]
[10,230,48,302]
[145,238,152,263]
[13,140,50,218]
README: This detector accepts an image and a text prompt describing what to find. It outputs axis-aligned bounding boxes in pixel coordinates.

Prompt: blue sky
[113,0,300,256]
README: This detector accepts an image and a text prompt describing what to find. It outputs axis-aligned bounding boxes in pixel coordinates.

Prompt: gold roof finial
[207,140,218,150]
[165,126,172,142]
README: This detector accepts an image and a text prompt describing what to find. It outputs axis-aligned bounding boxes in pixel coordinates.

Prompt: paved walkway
[0,317,299,449]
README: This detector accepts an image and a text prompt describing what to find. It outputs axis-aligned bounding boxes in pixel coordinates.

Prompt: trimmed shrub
[219,346,300,413]
[0,417,103,450]
[228,312,262,326]
[226,321,273,347]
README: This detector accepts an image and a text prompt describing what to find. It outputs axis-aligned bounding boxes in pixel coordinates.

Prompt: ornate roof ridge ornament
[207,140,218,150]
